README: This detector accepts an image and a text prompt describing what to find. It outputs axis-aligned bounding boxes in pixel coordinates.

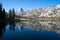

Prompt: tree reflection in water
[0,20,16,38]
[0,20,60,39]
[0,22,6,38]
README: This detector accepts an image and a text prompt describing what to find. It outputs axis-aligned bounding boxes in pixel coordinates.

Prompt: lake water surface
[0,21,60,40]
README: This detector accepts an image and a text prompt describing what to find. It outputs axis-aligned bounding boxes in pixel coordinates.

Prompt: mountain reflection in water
[0,21,60,40]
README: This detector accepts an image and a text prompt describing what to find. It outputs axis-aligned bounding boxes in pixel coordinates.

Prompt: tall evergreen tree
[0,3,4,21]
[12,8,15,18]
[0,3,2,12]
[2,8,5,20]
[9,9,12,18]
[0,3,2,16]
[3,8,7,23]
[3,8,5,15]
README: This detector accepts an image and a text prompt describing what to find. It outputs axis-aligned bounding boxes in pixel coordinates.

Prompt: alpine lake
[0,19,60,40]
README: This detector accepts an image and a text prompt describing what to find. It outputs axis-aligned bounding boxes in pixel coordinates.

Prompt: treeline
[0,3,16,22]
[0,3,18,38]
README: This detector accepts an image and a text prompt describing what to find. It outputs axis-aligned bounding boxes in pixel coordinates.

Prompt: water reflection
[16,21,60,33]
[0,21,60,40]
[0,21,15,38]
[0,22,6,38]
[9,23,15,32]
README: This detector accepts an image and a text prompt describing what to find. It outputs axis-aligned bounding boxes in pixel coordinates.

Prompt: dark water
[0,21,60,40]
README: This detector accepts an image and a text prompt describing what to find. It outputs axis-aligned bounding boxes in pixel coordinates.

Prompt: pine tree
[2,8,5,20]
[12,8,15,18]
[0,3,4,21]
[0,3,2,19]
[3,8,5,15]
[9,9,12,18]
[0,3,2,12]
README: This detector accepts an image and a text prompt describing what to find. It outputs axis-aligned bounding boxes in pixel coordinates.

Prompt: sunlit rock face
[15,8,26,17]
[55,4,60,9]
[15,4,60,17]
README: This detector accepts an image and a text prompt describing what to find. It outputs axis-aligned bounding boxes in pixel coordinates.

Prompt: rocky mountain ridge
[16,4,60,17]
